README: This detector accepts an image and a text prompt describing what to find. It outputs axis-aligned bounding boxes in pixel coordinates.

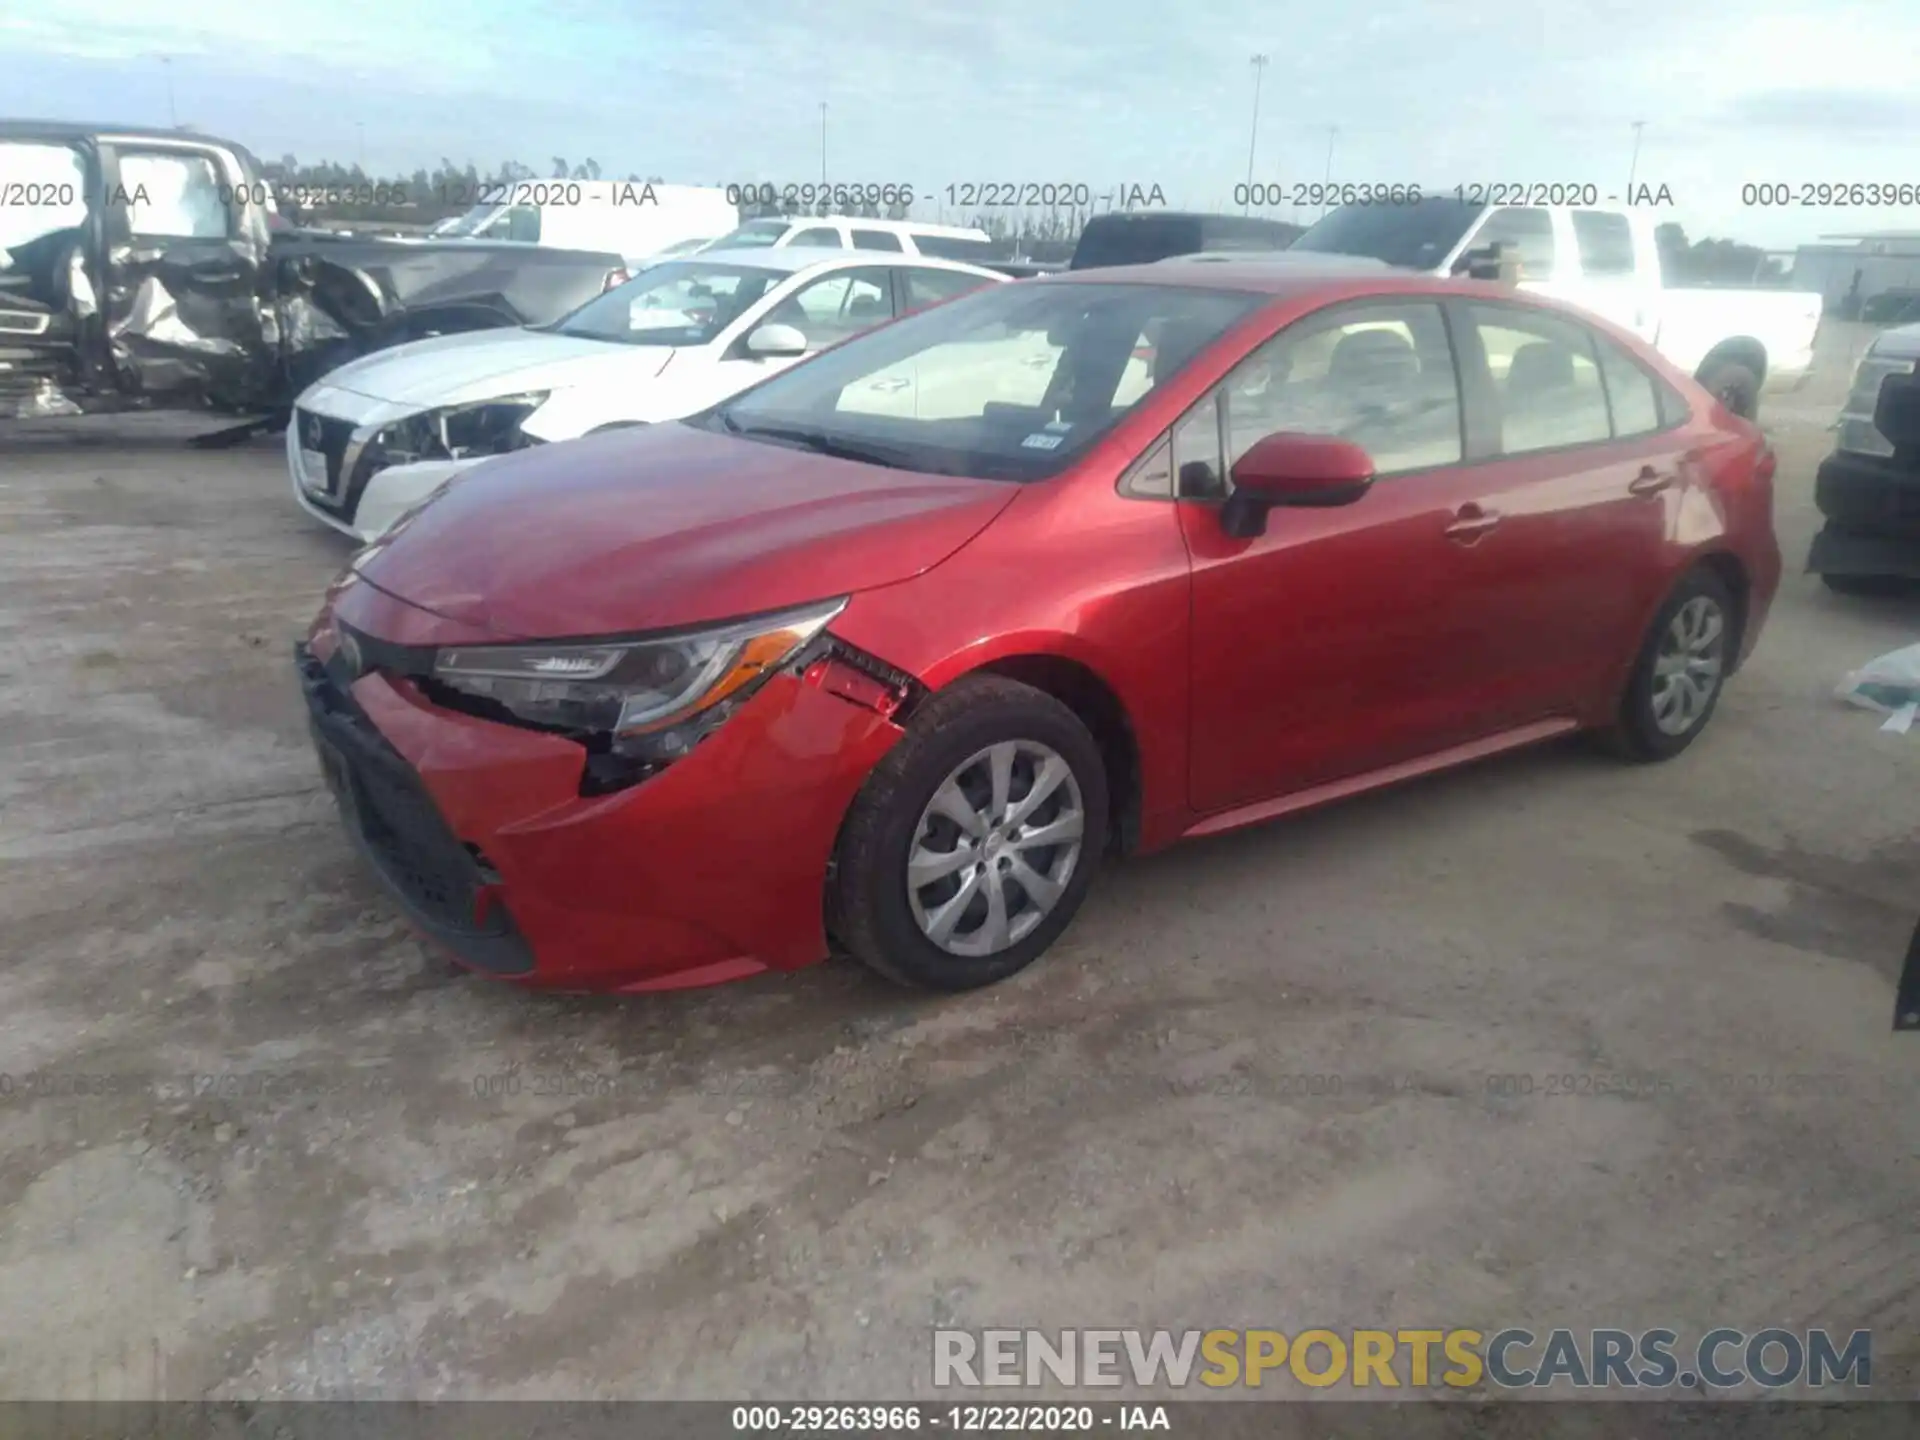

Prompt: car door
[99,138,272,406]
[1435,298,1676,724]
[0,131,104,406]
[1182,298,1508,813]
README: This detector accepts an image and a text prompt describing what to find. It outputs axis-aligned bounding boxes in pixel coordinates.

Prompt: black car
[1808,324,1920,593]
[0,120,629,423]
[1067,211,1302,270]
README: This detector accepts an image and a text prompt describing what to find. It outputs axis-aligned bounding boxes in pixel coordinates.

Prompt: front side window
[788,227,841,247]
[851,229,904,252]
[1219,302,1463,480]
[1469,207,1555,280]
[548,260,783,346]
[0,142,88,253]
[1468,304,1611,453]
[710,281,1264,481]
[117,151,227,239]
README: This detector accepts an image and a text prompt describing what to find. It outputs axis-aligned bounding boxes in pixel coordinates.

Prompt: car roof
[675,246,1004,278]
[1,119,228,145]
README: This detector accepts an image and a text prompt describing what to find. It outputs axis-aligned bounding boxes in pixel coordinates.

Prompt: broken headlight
[427,598,847,763]
[437,391,549,459]
[370,392,549,467]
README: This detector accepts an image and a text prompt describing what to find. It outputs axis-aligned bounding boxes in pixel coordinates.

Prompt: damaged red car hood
[352,421,1019,639]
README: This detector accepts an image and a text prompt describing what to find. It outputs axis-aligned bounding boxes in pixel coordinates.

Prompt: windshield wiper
[720,420,920,470]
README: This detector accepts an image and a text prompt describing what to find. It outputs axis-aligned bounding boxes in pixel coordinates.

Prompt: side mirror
[745,322,809,359]
[1218,432,1374,539]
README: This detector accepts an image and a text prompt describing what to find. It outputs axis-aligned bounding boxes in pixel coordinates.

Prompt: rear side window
[788,227,840,247]
[902,266,992,313]
[851,228,904,252]
[1468,304,1611,453]
[1571,210,1635,278]
[912,233,996,261]
[1470,208,1555,280]
[1593,335,1663,436]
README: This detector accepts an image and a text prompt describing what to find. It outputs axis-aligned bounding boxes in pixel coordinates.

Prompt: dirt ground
[1,328,1917,1406]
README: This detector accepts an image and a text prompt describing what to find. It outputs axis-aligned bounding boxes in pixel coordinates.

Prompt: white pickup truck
[1289,197,1824,419]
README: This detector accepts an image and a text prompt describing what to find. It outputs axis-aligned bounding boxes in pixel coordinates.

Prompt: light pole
[819,102,828,188]
[1627,120,1646,194]
[1321,125,1339,214]
[355,121,366,173]
[1244,54,1270,213]
[160,57,177,127]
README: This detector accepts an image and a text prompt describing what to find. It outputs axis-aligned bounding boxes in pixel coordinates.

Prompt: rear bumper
[298,583,906,992]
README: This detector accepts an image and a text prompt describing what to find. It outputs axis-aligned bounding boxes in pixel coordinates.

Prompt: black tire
[831,675,1109,991]
[1598,567,1737,762]
[1821,572,1919,598]
[1697,360,1761,421]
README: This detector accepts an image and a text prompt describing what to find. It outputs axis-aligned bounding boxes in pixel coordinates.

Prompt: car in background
[297,260,1779,996]
[1290,196,1824,420]
[435,181,738,273]
[289,248,1006,540]
[1068,211,1302,270]
[710,215,997,263]
[0,120,632,421]
[1808,320,1920,593]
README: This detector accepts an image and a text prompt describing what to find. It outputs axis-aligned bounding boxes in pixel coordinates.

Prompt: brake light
[602,267,630,292]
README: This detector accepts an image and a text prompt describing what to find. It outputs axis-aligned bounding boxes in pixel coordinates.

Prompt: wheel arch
[1691,548,1751,672]
[1696,337,1768,387]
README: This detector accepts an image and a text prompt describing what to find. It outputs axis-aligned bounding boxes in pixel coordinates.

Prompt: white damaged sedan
[287,247,1006,541]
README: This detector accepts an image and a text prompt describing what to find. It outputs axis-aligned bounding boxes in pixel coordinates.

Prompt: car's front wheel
[1599,567,1737,761]
[831,675,1109,991]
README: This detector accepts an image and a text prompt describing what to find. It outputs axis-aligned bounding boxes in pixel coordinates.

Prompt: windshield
[707,281,1264,481]
[1290,197,1482,269]
[548,259,785,345]
[710,220,789,250]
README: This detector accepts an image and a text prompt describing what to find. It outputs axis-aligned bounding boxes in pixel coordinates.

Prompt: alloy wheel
[905,739,1086,958]
[1650,594,1726,736]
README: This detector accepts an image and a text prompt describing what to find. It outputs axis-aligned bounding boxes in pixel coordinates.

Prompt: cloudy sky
[4,0,1917,248]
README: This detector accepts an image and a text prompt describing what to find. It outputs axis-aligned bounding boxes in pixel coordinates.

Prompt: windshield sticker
[1021,433,1064,450]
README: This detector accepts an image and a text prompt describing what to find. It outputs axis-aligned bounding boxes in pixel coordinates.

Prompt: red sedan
[298,260,1781,993]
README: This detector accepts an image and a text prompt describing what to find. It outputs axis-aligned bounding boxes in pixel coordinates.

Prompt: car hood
[353,422,1020,638]
[317,327,679,407]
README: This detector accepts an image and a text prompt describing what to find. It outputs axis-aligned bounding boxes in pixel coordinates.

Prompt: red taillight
[602,267,630,292]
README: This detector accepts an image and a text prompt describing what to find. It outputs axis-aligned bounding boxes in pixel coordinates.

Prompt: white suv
[710,215,997,263]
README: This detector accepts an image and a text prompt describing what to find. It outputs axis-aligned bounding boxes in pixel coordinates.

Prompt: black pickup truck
[0,121,631,423]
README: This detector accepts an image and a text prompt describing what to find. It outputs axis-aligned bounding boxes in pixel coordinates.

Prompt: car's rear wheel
[1598,567,1736,761]
[831,675,1108,991]
[1697,359,1761,421]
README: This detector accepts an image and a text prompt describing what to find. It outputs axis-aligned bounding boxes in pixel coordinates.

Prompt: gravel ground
[0,330,1916,1409]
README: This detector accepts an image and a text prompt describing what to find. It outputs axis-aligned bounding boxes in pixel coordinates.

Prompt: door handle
[1444,503,1502,543]
[1628,465,1675,497]
[192,267,244,284]
[868,377,910,392]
